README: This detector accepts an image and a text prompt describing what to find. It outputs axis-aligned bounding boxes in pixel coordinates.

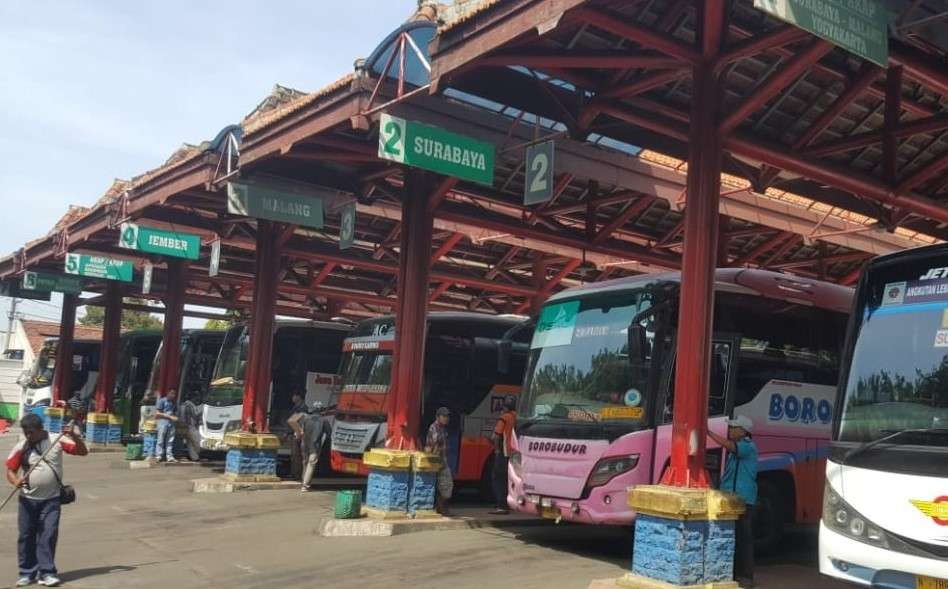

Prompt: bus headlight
[586,455,639,489]
[509,452,522,477]
[822,483,888,549]
[224,421,241,433]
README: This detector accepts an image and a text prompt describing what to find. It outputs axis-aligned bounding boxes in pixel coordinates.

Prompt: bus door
[422,335,474,477]
[653,335,740,486]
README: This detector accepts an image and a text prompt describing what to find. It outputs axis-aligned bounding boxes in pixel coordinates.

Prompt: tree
[79,298,163,331]
[204,319,231,330]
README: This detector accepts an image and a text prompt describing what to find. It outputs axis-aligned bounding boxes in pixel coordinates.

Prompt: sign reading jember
[21,271,82,294]
[524,140,555,205]
[227,180,325,228]
[753,0,889,66]
[378,113,495,186]
[119,222,201,260]
[64,253,133,282]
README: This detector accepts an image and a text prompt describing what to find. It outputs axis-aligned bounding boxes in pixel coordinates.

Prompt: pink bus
[509,269,852,550]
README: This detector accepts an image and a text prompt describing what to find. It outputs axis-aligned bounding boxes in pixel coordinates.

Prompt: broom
[0,424,73,513]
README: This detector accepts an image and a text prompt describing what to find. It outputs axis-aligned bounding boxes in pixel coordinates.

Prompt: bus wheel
[753,479,785,555]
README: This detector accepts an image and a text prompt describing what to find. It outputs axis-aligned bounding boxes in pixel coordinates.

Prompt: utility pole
[5,297,18,352]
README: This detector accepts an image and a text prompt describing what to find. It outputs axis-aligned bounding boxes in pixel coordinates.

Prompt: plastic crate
[334,489,363,519]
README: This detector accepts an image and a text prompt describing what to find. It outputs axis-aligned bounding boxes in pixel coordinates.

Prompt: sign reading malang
[118,222,201,260]
[377,113,495,186]
[226,180,325,228]
[754,0,889,66]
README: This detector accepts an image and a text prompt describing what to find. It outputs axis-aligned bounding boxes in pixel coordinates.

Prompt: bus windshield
[340,351,392,394]
[838,260,948,446]
[521,287,666,426]
[28,343,56,387]
[207,326,248,406]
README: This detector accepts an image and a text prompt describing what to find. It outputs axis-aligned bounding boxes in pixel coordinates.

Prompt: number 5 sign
[524,140,555,205]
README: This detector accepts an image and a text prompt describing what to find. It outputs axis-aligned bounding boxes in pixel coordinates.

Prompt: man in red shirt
[6,413,87,587]
[490,395,518,515]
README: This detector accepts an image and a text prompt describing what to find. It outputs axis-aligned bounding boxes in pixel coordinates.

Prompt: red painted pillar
[530,257,550,315]
[660,61,723,489]
[95,282,123,414]
[387,170,435,449]
[240,220,280,432]
[51,294,77,404]
[157,260,186,394]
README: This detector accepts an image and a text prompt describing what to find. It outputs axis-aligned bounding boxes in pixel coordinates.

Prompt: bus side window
[664,341,732,423]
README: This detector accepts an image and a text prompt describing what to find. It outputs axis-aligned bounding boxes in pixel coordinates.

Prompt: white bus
[201,319,351,452]
[821,244,948,587]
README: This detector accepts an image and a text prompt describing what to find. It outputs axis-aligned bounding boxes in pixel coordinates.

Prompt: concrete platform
[589,576,739,589]
[191,476,364,493]
[319,508,546,537]
[126,459,223,470]
[87,445,126,453]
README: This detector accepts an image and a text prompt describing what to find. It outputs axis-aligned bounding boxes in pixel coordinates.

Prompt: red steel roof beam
[590,195,657,245]
[426,176,459,215]
[428,281,452,304]
[883,66,904,185]
[717,25,811,66]
[515,258,581,313]
[805,113,948,157]
[760,234,801,268]
[897,152,948,194]
[733,231,794,266]
[720,39,834,135]
[573,6,701,63]
[430,231,465,264]
[599,69,687,100]
[310,262,337,287]
[793,63,881,149]
[890,41,948,100]
[479,52,685,70]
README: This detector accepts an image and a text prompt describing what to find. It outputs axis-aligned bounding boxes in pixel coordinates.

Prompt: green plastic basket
[334,489,363,519]
[125,442,144,461]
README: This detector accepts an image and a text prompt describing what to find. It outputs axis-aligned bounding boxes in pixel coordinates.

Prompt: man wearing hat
[424,407,453,515]
[709,415,758,588]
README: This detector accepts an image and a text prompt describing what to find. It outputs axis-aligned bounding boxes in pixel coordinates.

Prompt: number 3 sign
[524,140,555,205]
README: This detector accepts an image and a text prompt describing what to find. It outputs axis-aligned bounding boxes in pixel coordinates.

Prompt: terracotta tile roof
[242,75,356,136]
[438,0,502,32]
[129,144,204,190]
[19,319,103,356]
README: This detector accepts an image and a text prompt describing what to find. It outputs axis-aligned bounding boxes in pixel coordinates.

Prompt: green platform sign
[21,271,83,294]
[64,253,133,282]
[118,222,201,260]
[754,0,889,66]
[339,202,356,251]
[378,113,495,186]
[226,180,325,228]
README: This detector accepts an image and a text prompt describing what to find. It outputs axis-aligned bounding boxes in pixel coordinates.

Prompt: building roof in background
[19,319,103,356]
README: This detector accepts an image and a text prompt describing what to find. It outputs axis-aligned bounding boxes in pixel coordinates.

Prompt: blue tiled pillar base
[408,470,437,514]
[45,417,63,433]
[632,514,736,585]
[86,423,110,445]
[107,424,122,444]
[225,448,278,479]
[142,432,157,457]
[365,468,410,513]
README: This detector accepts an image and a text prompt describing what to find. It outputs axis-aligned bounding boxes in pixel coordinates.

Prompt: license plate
[343,462,359,473]
[918,576,948,589]
[540,506,559,520]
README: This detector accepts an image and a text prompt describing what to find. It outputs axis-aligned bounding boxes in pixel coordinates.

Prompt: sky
[0,0,417,328]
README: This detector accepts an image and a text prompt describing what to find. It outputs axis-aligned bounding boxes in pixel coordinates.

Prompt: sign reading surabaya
[118,222,201,260]
[226,179,325,228]
[64,253,133,282]
[753,0,889,66]
[21,271,82,294]
[377,113,495,186]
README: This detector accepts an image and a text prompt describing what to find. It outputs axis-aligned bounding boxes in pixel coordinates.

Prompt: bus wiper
[843,427,948,463]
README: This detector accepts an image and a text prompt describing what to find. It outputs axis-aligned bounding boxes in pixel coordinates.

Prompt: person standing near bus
[287,390,308,480]
[299,410,329,492]
[490,395,517,515]
[424,407,453,516]
[708,415,758,589]
[153,390,178,463]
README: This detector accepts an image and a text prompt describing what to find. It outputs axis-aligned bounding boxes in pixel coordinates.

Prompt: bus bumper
[819,522,948,587]
[508,464,636,526]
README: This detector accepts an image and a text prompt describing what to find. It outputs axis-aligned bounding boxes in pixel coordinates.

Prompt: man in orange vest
[490,395,517,515]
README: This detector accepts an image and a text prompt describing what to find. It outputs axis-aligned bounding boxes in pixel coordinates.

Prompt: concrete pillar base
[409,452,442,516]
[108,415,123,445]
[44,407,65,433]
[223,432,280,479]
[363,449,412,517]
[85,413,115,445]
[626,486,745,587]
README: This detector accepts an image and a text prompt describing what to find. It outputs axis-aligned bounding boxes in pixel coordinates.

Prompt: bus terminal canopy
[0,0,946,320]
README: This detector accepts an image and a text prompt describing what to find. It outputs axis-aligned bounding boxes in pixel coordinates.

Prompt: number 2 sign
[524,140,555,205]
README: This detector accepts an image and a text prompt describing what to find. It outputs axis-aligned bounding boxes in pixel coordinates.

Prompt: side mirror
[497,340,513,374]
[627,324,648,364]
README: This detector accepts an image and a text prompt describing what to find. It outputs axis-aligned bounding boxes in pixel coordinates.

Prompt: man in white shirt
[6,413,88,587]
